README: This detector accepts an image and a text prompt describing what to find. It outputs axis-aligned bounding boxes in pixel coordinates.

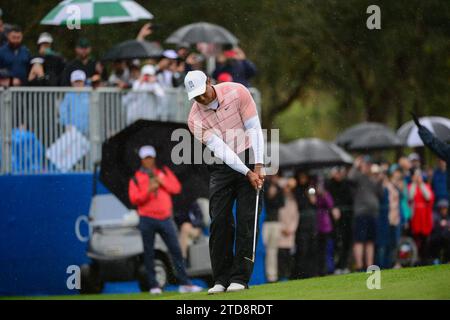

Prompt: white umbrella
[397,116,450,147]
[41,0,153,25]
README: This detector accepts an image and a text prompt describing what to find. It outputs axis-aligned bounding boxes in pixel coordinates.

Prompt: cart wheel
[80,264,104,294]
[137,259,169,292]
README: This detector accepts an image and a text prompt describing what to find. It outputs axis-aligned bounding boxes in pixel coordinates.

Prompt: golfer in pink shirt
[185,70,265,294]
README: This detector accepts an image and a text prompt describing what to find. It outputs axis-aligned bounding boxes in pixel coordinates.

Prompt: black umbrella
[335,122,390,149]
[347,129,403,151]
[397,116,450,147]
[165,22,238,45]
[286,138,353,169]
[100,120,209,212]
[266,142,301,167]
[103,40,163,61]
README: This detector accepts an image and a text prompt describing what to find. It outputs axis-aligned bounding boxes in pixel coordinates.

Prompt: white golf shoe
[207,284,226,295]
[179,284,203,293]
[226,283,246,292]
[149,287,162,295]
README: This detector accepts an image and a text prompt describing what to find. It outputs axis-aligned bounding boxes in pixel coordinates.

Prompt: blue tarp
[0,174,266,296]
[0,174,92,296]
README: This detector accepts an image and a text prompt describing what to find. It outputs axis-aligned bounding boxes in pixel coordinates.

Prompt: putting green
[5,264,450,300]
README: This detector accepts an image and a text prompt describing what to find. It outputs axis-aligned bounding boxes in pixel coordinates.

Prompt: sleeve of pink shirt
[237,84,258,122]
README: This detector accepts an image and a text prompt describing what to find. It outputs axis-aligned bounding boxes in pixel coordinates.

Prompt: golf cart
[80,163,212,294]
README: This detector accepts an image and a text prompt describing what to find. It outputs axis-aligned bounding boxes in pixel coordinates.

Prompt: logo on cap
[188,80,195,89]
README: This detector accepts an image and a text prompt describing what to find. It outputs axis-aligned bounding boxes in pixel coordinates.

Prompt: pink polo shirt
[187,82,258,154]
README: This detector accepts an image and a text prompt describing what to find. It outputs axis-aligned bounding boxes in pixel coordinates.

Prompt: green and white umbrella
[41,0,153,25]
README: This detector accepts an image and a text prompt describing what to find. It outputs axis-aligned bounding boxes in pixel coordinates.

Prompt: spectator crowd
[0,12,258,173]
[0,17,258,90]
[262,153,450,282]
[1,9,448,285]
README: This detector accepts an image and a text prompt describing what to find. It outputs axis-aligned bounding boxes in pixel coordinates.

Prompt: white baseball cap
[70,70,86,83]
[139,145,156,159]
[37,32,53,45]
[184,70,207,100]
[408,152,420,162]
[141,64,156,76]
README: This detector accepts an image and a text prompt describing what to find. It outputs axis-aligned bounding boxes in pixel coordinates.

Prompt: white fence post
[1,89,12,174]
[89,90,101,170]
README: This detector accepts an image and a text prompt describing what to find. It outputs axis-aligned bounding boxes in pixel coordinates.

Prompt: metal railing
[0,86,261,175]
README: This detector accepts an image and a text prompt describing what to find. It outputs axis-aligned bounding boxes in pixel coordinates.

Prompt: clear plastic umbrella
[166,22,239,75]
[166,22,238,45]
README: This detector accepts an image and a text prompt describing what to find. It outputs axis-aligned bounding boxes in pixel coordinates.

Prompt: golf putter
[245,188,260,263]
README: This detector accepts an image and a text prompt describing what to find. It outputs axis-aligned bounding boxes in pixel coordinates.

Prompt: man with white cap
[58,70,90,135]
[129,145,202,294]
[133,64,164,96]
[28,32,65,86]
[185,70,265,294]
[157,49,184,88]
[70,69,86,87]
[125,64,167,124]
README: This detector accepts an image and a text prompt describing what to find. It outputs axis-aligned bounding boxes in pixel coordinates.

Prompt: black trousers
[317,233,331,276]
[293,229,318,279]
[333,209,353,270]
[208,162,263,287]
[429,233,450,263]
[278,248,294,279]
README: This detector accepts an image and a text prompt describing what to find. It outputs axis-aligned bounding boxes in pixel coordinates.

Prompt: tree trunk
[262,63,315,128]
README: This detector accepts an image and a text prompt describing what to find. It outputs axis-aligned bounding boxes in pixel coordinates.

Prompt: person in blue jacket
[213,47,257,87]
[0,25,31,85]
[431,159,448,204]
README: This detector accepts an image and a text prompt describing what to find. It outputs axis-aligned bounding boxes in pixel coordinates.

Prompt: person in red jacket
[408,169,435,265]
[129,145,202,294]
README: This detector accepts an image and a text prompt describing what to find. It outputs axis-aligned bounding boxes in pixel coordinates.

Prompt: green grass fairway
[6,265,450,300]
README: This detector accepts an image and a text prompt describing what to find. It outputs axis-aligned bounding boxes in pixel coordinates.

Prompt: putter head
[244,254,255,263]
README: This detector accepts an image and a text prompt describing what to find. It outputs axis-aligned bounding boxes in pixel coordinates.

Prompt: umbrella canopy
[166,22,238,45]
[103,40,163,61]
[285,138,353,169]
[100,120,209,212]
[335,122,390,149]
[265,142,299,167]
[347,128,403,151]
[41,0,153,25]
[397,116,450,147]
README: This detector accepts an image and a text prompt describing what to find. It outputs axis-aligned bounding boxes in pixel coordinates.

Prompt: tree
[3,0,449,131]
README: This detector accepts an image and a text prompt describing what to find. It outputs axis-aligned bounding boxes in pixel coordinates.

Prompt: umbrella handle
[410,112,421,128]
